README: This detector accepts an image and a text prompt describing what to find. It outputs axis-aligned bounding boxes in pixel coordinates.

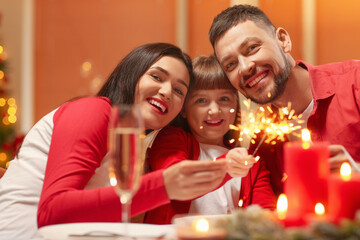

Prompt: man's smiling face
[215,20,291,104]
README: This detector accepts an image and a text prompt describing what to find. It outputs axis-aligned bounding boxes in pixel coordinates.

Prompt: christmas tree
[0,43,23,169]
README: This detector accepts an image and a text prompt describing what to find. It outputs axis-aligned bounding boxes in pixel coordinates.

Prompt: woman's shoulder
[61,96,110,109]
[56,97,111,117]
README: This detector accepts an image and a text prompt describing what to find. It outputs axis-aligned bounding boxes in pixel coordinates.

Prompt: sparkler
[230,99,304,157]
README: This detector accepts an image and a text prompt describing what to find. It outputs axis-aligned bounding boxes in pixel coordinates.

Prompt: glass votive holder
[173,215,227,240]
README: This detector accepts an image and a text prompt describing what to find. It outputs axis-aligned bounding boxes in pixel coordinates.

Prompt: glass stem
[121,197,131,223]
[120,195,132,238]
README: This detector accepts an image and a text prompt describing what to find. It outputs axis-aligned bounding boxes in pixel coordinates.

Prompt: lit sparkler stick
[252,133,267,156]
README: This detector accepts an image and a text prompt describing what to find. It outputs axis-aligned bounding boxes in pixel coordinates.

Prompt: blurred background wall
[0,0,360,135]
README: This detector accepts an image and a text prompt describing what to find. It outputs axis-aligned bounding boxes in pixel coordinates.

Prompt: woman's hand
[163,160,227,201]
[226,147,256,178]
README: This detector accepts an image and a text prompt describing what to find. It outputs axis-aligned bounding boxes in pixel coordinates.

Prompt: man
[209,4,360,196]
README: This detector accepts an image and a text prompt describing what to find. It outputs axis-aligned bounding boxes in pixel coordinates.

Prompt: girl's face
[134,56,190,130]
[182,89,238,146]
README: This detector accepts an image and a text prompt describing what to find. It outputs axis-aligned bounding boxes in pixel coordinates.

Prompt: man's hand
[329,145,348,172]
[163,160,227,201]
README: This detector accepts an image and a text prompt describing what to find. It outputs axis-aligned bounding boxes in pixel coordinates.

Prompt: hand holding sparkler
[226,147,256,178]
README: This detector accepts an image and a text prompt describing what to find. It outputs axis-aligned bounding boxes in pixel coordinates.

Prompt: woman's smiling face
[134,56,190,130]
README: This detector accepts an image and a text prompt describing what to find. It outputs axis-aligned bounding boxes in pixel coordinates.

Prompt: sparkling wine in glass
[108,104,144,231]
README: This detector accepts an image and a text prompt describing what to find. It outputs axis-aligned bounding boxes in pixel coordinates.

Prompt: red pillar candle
[283,140,329,220]
[328,163,360,223]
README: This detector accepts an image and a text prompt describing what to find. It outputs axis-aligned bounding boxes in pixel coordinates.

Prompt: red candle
[328,163,360,223]
[283,133,329,221]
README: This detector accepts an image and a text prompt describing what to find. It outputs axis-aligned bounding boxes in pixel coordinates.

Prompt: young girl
[0,43,228,239]
[144,55,276,224]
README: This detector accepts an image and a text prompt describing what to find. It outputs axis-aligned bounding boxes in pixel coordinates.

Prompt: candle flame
[277,194,288,220]
[195,218,209,232]
[315,202,325,215]
[301,129,311,149]
[301,129,311,142]
[238,199,244,207]
[340,162,352,181]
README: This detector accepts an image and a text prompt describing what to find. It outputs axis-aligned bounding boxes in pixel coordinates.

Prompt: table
[38,222,176,239]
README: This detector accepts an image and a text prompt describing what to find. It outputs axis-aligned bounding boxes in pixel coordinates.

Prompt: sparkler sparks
[229,99,304,155]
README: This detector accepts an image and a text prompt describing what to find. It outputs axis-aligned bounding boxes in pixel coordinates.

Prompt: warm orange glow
[277,193,288,219]
[315,202,325,215]
[340,162,352,181]
[0,98,6,107]
[255,156,260,162]
[238,199,244,207]
[0,152,7,162]
[2,116,9,125]
[8,106,17,115]
[7,98,16,106]
[8,115,17,124]
[82,61,92,72]
[195,218,209,232]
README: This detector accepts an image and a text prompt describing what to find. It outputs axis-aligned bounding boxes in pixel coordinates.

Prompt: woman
[0,43,227,239]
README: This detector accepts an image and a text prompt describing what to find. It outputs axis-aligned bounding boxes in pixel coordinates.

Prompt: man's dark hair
[209,4,276,48]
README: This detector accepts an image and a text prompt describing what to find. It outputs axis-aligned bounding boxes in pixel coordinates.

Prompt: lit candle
[303,201,329,224]
[283,129,330,221]
[175,217,226,240]
[328,162,360,223]
[276,193,306,227]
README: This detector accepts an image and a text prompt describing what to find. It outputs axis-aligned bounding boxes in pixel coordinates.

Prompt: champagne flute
[108,104,144,235]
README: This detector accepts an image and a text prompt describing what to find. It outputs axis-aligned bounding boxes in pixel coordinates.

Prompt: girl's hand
[163,160,227,200]
[226,147,256,178]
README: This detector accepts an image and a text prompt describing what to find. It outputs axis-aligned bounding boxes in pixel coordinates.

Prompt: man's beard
[245,54,291,105]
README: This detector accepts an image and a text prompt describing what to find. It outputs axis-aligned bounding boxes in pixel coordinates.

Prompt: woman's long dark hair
[97,42,193,105]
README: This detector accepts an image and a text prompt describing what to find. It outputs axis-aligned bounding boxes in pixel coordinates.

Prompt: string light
[0,44,21,169]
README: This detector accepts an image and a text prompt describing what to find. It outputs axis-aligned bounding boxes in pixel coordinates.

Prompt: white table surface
[38,222,176,239]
